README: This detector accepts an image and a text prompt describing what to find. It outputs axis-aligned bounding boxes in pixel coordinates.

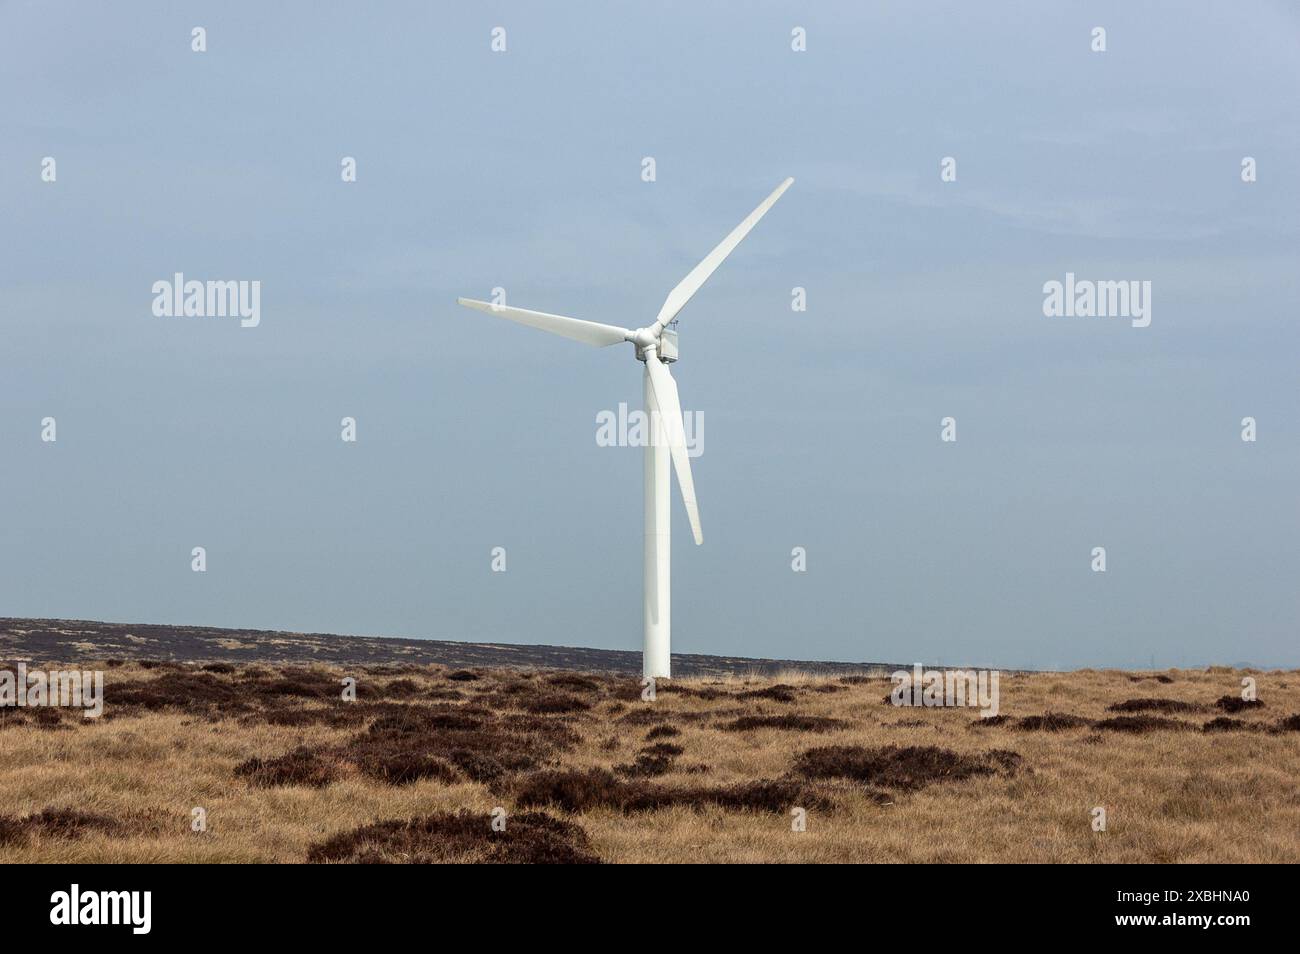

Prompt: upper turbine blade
[456,298,632,348]
[644,357,703,545]
[651,177,794,334]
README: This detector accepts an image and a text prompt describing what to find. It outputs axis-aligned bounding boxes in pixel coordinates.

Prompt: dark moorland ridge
[0,617,915,678]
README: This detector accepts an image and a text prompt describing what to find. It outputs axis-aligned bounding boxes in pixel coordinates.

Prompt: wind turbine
[457,178,793,679]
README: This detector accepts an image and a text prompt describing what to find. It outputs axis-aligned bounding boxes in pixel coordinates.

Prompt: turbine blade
[644,357,703,545]
[456,298,632,348]
[651,177,794,333]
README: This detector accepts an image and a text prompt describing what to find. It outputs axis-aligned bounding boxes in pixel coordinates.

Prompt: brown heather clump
[1093,715,1194,734]
[0,706,66,731]
[655,684,724,702]
[520,693,591,715]
[255,701,401,729]
[615,741,686,778]
[737,684,798,703]
[615,752,675,778]
[545,673,603,693]
[1215,695,1264,714]
[514,767,626,812]
[337,704,579,785]
[383,678,423,697]
[1014,713,1091,731]
[235,747,340,788]
[515,767,821,815]
[718,714,848,733]
[445,670,480,682]
[644,724,680,740]
[1108,698,1206,714]
[1202,717,1256,733]
[307,810,601,864]
[792,745,1020,791]
[0,807,123,844]
[643,742,684,757]
[107,671,247,715]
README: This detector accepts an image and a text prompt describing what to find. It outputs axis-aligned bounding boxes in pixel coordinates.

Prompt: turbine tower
[457,178,793,678]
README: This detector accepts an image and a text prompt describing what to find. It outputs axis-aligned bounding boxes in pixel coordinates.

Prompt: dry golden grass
[1,662,1297,863]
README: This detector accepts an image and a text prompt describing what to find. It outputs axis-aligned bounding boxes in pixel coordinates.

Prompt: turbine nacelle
[631,326,678,363]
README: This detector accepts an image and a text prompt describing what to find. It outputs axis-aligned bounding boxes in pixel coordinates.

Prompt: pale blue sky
[3,1,1298,668]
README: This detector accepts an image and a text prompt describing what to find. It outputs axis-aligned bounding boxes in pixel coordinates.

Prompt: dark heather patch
[445,670,480,682]
[199,662,236,674]
[615,752,676,778]
[426,687,465,701]
[1273,714,1300,733]
[515,768,822,815]
[791,744,1021,791]
[339,704,578,785]
[969,714,1009,728]
[359,664,427,676]
[252,701,405,729]
[1202,717,1256,733]
[658,683,725,701]
[645,724,681,740]
[0,707,66,731]
[1093,715,1194,734]
[382,678,423,697]
[1215,695,1264,714]
[643,742,684,757]
[520,693,591,715]
[1014,713,1091,731]
[258,667,352,699]
[235,747,339,788]
[610,680,653,702]
[545,673,603,693]
[107,671,249,716]
[615,742,685,778]
[718,715,848,733]
[1107,698,1206,714]
[306,810,601,864]
[0,808,123,845]
[737,685,798,703]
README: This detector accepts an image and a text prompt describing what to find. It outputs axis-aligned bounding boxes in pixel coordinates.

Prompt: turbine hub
[630,327,660,349]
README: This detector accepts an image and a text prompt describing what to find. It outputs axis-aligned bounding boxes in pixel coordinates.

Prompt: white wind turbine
[457,178,793,678]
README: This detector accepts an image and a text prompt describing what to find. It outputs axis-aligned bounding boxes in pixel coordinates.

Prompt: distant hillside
[0,617,905,678]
